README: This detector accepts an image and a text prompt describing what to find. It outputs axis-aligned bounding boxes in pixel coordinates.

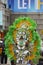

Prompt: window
[4,4,6,8]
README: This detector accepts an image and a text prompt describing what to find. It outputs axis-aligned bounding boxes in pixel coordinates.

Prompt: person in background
[1,39,7,64]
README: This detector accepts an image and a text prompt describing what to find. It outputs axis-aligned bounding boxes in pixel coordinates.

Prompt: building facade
[0,0,11,39]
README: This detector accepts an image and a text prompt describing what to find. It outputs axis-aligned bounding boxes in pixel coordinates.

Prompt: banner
[8,0,43,12]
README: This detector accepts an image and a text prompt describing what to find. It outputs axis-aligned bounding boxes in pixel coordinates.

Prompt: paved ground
[0,64,10,65]
[0,63,28,65]
[0,64,25,65]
